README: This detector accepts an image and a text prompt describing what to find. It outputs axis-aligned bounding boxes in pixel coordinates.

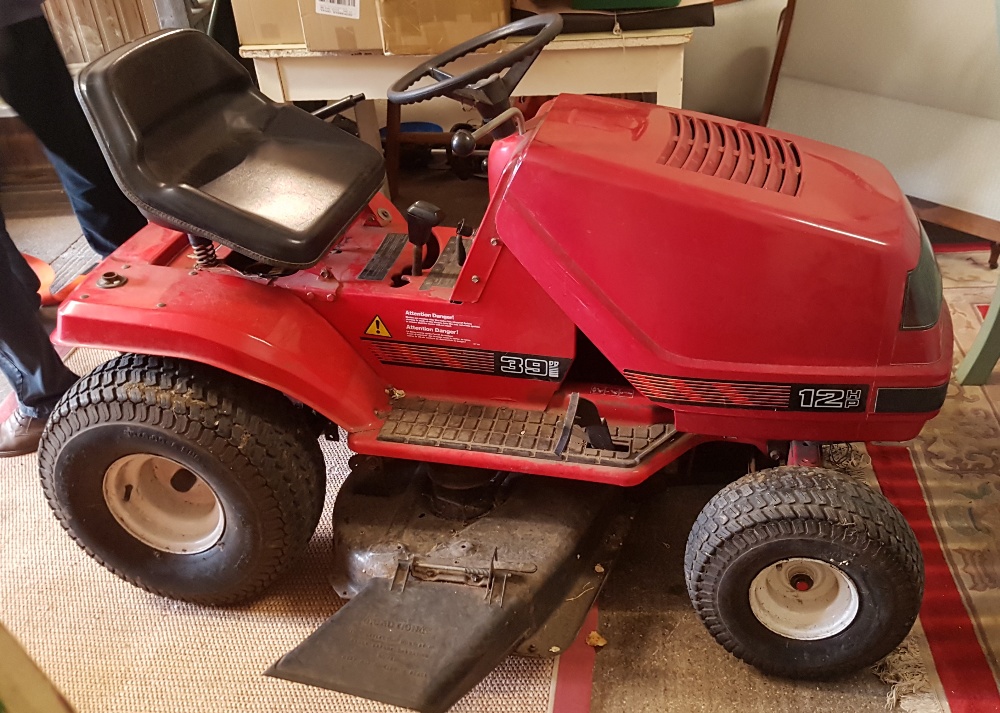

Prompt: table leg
[989,242,999,269]
[252,59,284,102]
[956,279,1000,385]
[385,101,402,200]
[353,99,381,152]
[354,99,389,196]
[655,47,685,108]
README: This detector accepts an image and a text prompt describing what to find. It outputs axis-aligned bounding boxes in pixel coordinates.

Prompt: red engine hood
[491,94,939,385]
[517,94,919,253]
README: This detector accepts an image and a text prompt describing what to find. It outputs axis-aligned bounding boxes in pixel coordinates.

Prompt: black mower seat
[76,29,385,269]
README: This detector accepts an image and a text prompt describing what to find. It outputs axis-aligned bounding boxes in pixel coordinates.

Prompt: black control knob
[406,201,443,277]
[450,129,477,158]
[405,200,444,247]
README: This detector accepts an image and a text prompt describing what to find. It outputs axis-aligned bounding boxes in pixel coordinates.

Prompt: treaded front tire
[38,354,326,605]
[684,466,923,678]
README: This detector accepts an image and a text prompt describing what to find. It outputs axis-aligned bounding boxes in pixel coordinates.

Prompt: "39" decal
[495,353,571,382]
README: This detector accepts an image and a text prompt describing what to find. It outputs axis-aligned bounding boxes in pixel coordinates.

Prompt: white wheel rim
[749,557,860,640]
[103,454,225,554]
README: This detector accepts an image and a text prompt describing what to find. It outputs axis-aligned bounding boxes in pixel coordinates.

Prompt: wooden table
[242,29,692,195]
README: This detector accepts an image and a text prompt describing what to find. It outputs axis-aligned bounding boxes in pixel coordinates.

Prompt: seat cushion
[76,29,385,269]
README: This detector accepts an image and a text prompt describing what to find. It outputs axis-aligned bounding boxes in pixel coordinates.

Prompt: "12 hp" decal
[792,385,868,412]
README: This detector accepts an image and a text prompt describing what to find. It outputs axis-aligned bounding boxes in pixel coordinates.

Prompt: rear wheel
[684,466,923,678]
[38,354,326,605]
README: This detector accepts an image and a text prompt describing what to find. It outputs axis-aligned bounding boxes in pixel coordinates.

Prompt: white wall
[780,0,1000,122]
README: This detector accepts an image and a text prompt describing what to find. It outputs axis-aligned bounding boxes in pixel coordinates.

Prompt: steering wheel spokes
[429,68,454,82]
[388,14,563,115]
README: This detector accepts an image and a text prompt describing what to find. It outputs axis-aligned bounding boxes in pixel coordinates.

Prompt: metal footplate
[379,397,676,467]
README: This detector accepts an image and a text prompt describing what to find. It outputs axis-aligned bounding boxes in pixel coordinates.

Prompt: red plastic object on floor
[23,253,88,306]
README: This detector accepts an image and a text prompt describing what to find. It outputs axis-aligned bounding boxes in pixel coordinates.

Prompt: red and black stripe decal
[624,370,870,412]
[364,338,571,382]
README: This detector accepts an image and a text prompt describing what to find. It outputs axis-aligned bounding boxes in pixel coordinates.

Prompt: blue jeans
[0,214,78,418]
[0,16,146,256]
[0,16,146,417]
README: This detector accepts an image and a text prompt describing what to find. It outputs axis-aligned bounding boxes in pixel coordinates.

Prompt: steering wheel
[387,14,563,113]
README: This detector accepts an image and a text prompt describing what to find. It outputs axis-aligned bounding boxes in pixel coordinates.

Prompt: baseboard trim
[0,185,72,218]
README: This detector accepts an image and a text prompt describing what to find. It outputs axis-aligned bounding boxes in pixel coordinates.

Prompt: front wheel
[38,354,326,605]
[684,466,923,678]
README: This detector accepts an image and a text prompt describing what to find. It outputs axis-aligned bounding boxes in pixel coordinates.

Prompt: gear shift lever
[406,201,444,277]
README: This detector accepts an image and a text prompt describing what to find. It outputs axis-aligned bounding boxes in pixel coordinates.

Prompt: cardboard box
[299,0,384,52]
[376,0,509,55]
[232,0,305,46]
[233,0,507,54]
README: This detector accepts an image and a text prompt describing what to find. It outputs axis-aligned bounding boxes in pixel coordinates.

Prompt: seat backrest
[77,29,265,191]
[100,30,249,136]
[75,29,387,269]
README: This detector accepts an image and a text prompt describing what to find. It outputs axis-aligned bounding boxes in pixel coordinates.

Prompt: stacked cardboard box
[233,0,508,54]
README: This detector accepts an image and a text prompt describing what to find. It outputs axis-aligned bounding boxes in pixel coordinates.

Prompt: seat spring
[188,235,219,267]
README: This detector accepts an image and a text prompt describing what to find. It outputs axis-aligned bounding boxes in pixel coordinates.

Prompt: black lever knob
[405,200,444,247]
[406,201,443,277]
[451,129,477,158]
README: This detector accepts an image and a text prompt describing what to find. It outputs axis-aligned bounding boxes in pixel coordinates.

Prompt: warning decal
[365,315,392,338]
[404,310,481,345]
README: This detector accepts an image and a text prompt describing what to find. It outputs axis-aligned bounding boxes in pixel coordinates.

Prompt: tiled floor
[8,212,83,263]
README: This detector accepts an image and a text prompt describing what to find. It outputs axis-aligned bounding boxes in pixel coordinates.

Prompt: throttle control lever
[451,107,526,158]
[406,201,444,277]
[455,219,475,266]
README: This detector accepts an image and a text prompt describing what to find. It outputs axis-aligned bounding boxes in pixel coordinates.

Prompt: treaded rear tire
[38,354,326,605]
[684,466,923,678]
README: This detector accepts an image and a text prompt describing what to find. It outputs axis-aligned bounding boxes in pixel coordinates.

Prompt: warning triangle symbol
[365,315,391,338]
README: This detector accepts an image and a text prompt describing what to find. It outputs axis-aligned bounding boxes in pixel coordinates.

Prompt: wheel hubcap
[749,557,859,640]
[103,454,225,554]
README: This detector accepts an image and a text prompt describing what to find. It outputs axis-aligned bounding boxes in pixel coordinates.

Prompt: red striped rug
[932,243,991,254]
[872,446,1000,712]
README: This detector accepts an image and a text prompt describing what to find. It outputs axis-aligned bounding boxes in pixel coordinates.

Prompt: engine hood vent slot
[656,113,802,196]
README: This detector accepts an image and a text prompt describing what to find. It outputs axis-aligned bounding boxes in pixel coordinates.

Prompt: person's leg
[0,16,146,257]
[0,215,42,312]
[0,212,78,423]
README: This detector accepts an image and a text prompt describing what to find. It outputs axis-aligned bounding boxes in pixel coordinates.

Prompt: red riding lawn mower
[39,13,951,712]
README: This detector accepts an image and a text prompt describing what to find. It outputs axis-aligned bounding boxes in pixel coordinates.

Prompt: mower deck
[267,458,628,712]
